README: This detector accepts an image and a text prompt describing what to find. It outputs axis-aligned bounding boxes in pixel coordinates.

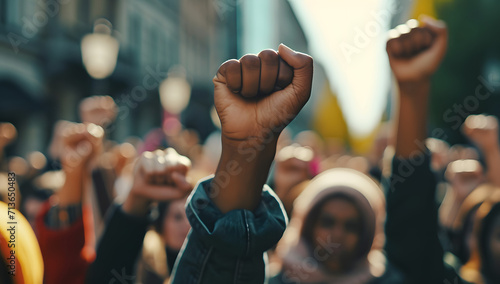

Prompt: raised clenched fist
[462,114,499,152]
[79,95,117,127]
[60,122,104,171]
[213,44,313,146]
[387,17,448,83]
[123,148,192,216]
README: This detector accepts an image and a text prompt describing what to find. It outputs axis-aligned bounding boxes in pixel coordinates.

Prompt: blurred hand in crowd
[79,95,118,128]
[274,144,313,199]
[60,122,104,173]
[0,122,17,152]
[462,114,499,152]
[123,148,192,216]
[462,114,500,186]
[445,159,484,201]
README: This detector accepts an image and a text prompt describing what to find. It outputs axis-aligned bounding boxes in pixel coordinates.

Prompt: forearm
[484,146,500,186]
[58,166,88,206]
[394,80,430,158]
[211,137,277,213]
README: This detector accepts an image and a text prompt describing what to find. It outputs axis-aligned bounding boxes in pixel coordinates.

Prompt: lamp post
[81,19,119,80]
[159,66,191,115]
[159,66,191,136]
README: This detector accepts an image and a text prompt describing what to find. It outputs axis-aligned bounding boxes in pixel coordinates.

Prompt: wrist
[122,193,151,217]
[398,79,431,97]
[211,136,277,212]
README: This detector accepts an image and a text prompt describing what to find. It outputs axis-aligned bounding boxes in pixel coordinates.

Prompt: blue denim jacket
[171,176,288,284]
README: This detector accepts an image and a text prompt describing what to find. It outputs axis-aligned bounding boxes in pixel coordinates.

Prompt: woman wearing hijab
[271,168,404,283]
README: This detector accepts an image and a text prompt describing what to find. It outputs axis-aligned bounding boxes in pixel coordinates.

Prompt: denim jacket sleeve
[170,176,288,284]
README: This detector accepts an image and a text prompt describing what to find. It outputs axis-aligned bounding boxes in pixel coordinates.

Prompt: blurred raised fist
[123,148,192,216]
[387,17,448,83]
[0,123,17,150]
[462,114,499,152]
[60,122,104,171]
[79,95,117,127]
[445,159,484,200]
[274,144,313,198]
[214,44,313,146]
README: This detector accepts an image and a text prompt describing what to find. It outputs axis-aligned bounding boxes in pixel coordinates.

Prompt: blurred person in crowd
[271,168,404,283]
[87,148,192,284]
[36,121,104,284]
[460,190,500,284]
[440,159,485,232]
[462,114,500,187]
[273,144,314,216]
[447,184,496,267]
[136,197,191,283]
[20,187,52,230]
[0,122,17,168]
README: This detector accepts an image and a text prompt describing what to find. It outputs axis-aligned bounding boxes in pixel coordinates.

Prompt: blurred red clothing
[35,201,95,284]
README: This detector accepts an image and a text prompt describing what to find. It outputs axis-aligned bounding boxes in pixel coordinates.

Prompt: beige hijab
[275,168,387,283]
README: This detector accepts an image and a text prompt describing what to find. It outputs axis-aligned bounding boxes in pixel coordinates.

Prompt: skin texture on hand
[211,44,313,213]
[214,44,313,145]
[388,17,448,158]
[122,148,192,216]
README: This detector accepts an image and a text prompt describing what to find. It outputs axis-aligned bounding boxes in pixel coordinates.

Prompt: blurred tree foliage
[430,0,500,144]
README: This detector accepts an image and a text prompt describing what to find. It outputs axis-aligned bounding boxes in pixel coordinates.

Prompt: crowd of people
[1,16,499,284]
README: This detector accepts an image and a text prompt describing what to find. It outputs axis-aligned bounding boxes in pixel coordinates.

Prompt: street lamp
[159,66,191,115]
[81,19,119,80]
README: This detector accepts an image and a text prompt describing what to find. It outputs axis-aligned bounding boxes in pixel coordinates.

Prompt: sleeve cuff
[185,176,288,258]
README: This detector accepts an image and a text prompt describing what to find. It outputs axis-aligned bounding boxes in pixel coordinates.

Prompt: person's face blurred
[162,199,190,251]
[487,212,500,276]
[312,198,361,273]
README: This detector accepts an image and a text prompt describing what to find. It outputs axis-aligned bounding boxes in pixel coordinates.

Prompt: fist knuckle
[240,55,260,68]
[258,50,278,63]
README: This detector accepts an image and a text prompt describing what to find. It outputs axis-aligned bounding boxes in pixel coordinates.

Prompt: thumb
[420,15,448,56]
[278,44,313,75]
[278,44,313,101]
[420,15,447,36]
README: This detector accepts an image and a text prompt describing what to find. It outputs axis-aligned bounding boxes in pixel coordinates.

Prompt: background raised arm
[387,17,448,158]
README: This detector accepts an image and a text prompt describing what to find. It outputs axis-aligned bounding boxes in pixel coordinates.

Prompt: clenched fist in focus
[214,44,313,147]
